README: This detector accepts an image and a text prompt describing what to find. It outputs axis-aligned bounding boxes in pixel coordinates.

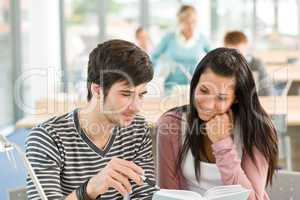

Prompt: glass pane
[276,0,299,50]
[20,0,30,113]
[214,0,299,51]
[107,0,139,41]
[0,0,13,128]
[64,0,99,96]
[215,0,253,45]
[255,0,299,50]
[256,0,275,36]
[278,0,298,36]
[149,0,180,44]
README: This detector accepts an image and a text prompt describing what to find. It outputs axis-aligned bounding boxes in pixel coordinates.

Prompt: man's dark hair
[87,39,153,101]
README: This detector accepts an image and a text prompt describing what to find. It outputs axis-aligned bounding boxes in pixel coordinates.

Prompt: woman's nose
[202,98,216,111]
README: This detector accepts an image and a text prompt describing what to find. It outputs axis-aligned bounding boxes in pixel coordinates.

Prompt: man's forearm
[64,191,78,200]
[64,180,99,200]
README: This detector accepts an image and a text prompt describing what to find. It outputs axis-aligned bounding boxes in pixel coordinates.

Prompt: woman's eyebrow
[199,84,209,90]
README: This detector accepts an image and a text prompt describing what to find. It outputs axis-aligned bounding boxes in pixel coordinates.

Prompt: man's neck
[78,103,115,142]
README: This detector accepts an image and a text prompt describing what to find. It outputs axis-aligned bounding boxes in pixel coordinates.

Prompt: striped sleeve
[131,125,157,200]
[25,126,64,200]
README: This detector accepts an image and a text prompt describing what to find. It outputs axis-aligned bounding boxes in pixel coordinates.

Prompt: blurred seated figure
[224,31,275,96]
[135,27,153,53]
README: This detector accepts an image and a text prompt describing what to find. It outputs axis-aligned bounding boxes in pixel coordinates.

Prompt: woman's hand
[205,110,234,143]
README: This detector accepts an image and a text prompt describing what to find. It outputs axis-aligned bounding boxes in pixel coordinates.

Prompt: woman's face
[194,68,236,121]
[179,13,197,38]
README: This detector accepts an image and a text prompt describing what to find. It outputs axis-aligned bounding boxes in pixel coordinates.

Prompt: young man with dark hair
[26,39,156,200]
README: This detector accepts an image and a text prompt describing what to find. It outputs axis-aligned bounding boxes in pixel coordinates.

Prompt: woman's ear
[233,98,238,104]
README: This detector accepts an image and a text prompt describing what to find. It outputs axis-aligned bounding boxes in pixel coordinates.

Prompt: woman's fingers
[206,111,234,143]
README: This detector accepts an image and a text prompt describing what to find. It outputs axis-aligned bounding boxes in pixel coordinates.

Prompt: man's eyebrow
[119,89,134,93]
[140,91,148,95]
[118,90,148,95]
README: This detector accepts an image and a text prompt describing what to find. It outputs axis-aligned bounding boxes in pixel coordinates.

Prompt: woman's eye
[199,88,208,94]
[218,96,227,101]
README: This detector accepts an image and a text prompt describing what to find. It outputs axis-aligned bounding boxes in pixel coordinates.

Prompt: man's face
[102,81,148,127]
[137,30,148,43]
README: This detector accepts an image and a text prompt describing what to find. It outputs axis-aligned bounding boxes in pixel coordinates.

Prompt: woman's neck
[182,31,193,41]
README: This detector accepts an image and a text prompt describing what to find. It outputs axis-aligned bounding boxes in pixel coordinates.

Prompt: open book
[152,185,251,200]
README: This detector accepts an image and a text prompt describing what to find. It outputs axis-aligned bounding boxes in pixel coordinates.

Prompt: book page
[208,191,251,200]
[152,189,203,200]
[204,185,251,200]
[204,185,242,197]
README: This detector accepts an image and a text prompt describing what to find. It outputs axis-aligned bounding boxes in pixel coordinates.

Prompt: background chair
[267,170,300,200]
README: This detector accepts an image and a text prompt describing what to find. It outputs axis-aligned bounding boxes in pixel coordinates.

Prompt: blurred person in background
[151,5,211,95]
[224,31,275,96]
[135,27,153,53]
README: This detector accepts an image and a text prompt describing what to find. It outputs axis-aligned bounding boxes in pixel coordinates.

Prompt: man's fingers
[113,164,143,186]
[109,177,129,196]
[114,158,144,175]
[110,170,132,193]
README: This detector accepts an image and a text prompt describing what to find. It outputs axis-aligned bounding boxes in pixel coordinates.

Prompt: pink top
[157,110,270,200]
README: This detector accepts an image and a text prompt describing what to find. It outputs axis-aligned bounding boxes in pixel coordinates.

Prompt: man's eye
[121,93,131,97]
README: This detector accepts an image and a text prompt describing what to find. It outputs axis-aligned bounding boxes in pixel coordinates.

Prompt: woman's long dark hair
[176,48,278,186]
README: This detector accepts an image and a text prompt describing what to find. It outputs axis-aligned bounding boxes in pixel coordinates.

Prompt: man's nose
[128,97,141,113]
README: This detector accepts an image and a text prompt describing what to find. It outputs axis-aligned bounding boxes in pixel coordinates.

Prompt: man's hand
[86,157,144,198]
[205,110,234,143]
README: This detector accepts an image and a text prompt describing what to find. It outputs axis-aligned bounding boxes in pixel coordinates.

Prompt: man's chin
[119,116,135,127]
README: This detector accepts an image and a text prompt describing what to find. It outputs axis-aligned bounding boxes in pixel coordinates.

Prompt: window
[0,0,13,128]
[214,0,253,45]
[107,0,139,41]
[149,0,180,45]
[64,0,100,96]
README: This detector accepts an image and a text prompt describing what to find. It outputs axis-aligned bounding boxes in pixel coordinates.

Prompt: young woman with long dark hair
[157,48,278,200]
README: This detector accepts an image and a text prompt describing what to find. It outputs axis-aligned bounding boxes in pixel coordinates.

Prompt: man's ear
[91,83,102,98]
